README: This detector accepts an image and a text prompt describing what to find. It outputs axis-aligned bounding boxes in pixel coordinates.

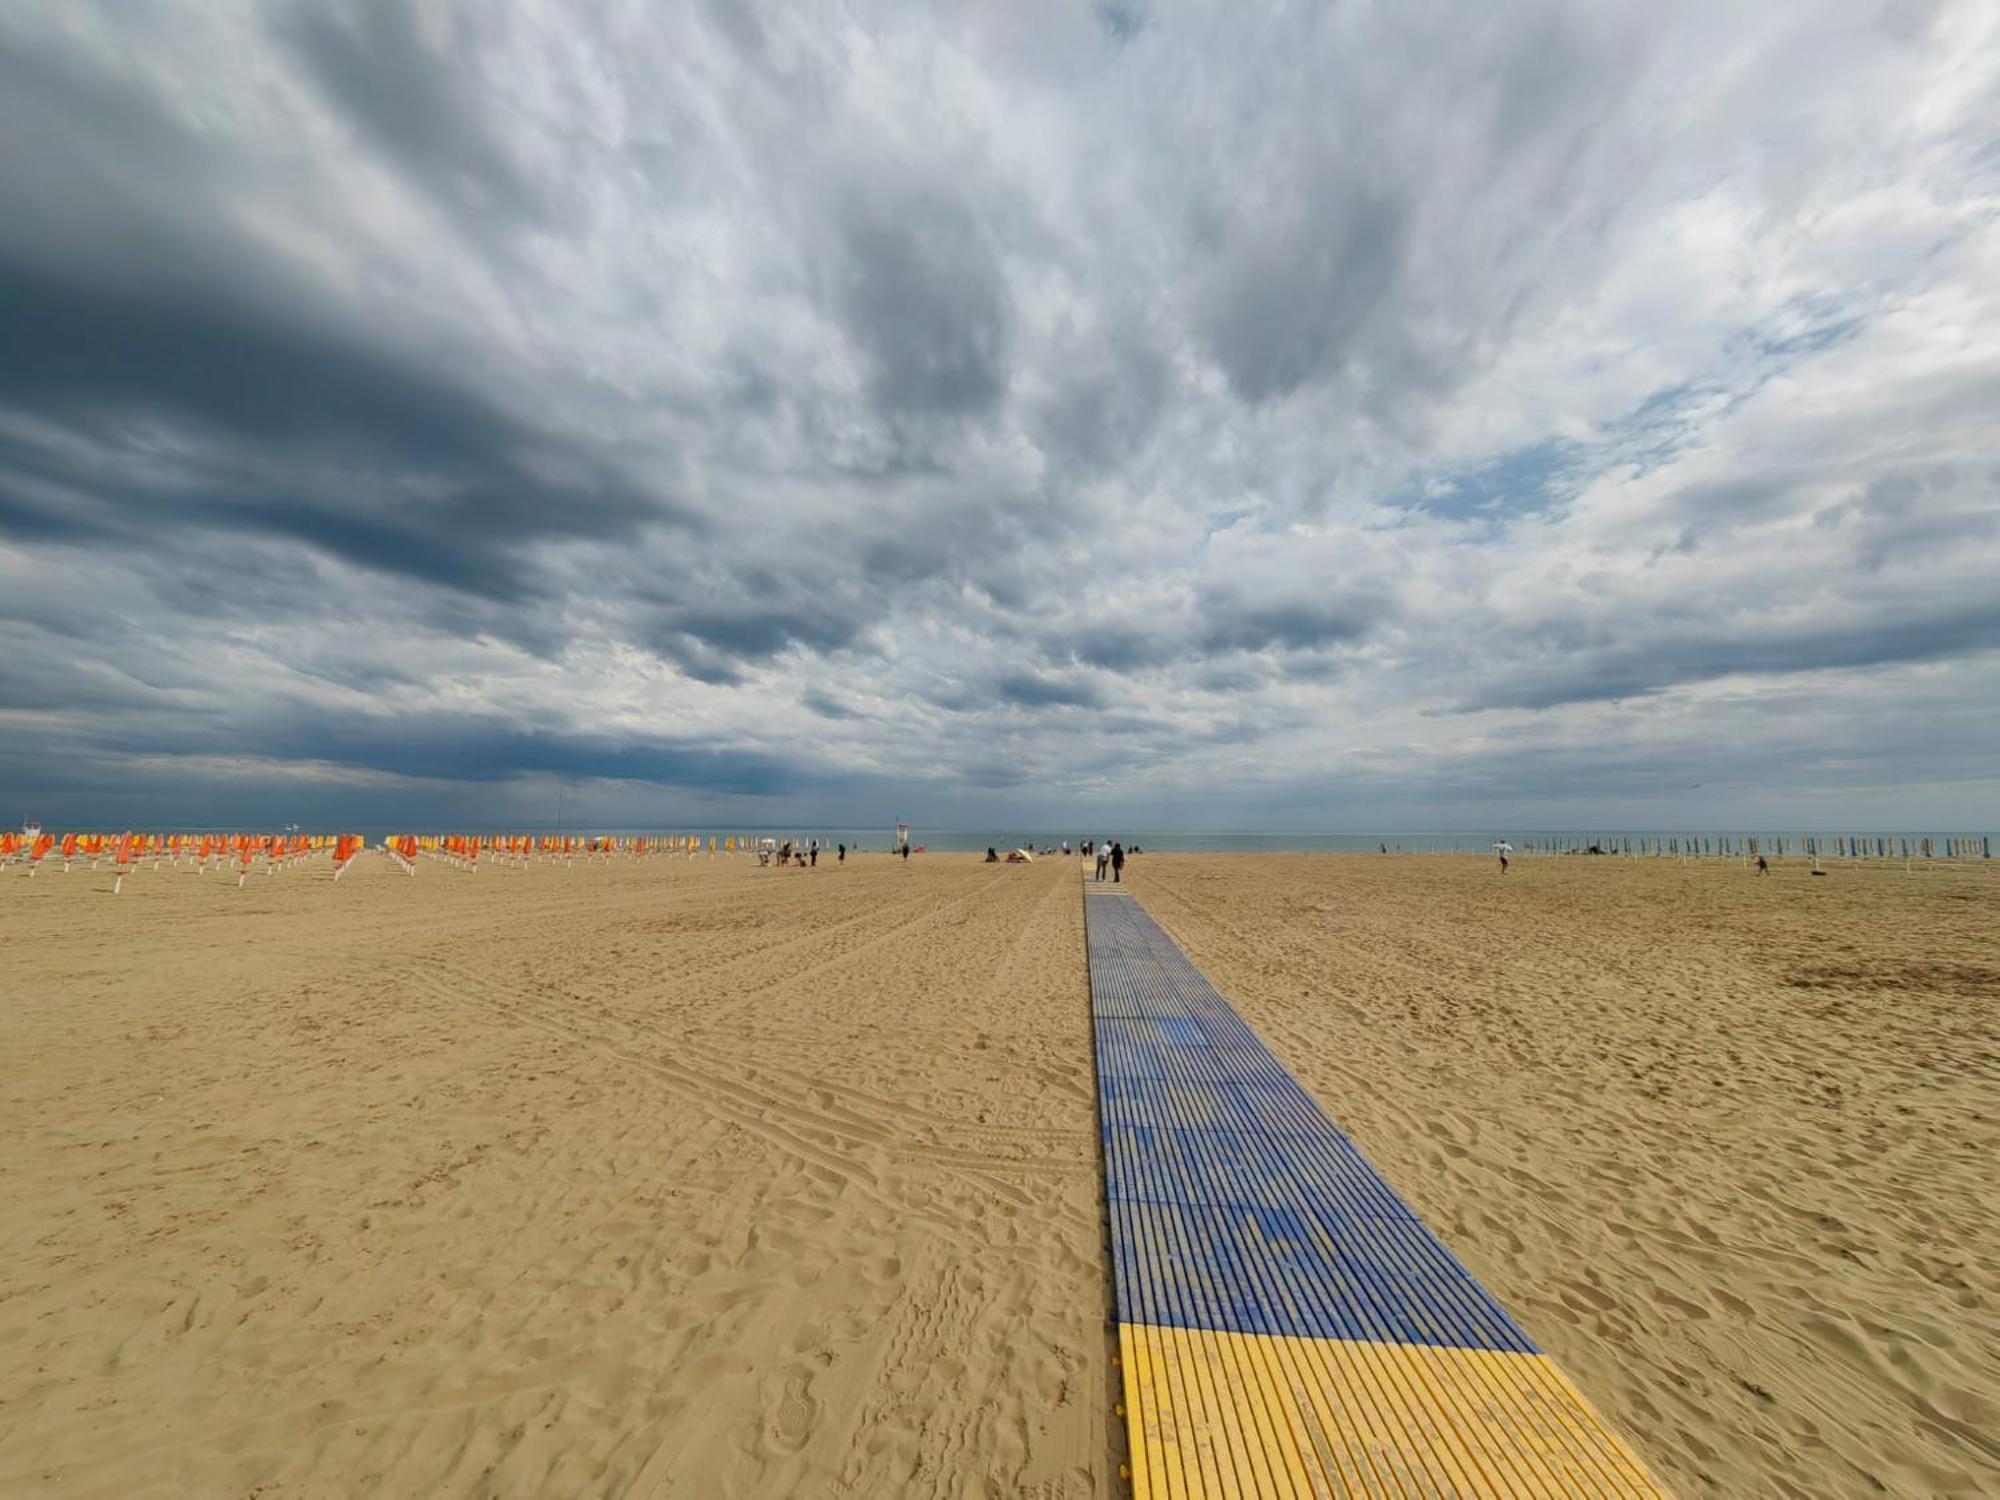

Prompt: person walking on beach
[900,841,910,863]
[1110,841,1125,883]
[837,843,846,865]
[1094,842,1109,881]
[1755,854,1768,875]
[809,839,818,867]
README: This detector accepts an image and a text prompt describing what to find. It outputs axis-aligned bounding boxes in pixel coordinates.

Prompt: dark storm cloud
[1193,661,1270,693]
[1196,590,1384,654]
[995,672,1105,709]
[800,689,860,720]
[0,257,682,595]
[257,714,800,794]
[1049,591,1381,679]
[0,14,687,608]
[11,688,802,797]
[0,260,495,462]
[0,646,185,715]
[1070,626,1180,673]
[628,561,885,684]
[619,475,1091,682]
[655,597,867,664]
[1462,603,2000,712]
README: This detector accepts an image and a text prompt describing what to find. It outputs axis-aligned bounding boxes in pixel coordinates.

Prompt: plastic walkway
[1084,883,1674,1498]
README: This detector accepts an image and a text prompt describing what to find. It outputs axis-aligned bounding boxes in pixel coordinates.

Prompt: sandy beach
[1,853,1108,1497]
[4,849,1996,1497]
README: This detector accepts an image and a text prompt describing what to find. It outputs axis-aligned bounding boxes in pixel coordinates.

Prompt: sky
[2,0,1997,833]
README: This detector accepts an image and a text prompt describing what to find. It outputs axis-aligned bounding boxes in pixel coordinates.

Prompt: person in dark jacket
[1110,841,1125,883]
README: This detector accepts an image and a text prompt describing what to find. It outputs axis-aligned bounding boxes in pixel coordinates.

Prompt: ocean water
[405,828,1992,856]
[164,823,1988,858]
[789,830,1991,855]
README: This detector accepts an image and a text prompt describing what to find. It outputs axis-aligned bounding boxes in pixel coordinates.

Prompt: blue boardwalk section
[1088,889,1532,1353]
[1085,883,1675,1499]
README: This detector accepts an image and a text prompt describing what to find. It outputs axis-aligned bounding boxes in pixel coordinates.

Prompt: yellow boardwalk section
[1085,885,1674,1498]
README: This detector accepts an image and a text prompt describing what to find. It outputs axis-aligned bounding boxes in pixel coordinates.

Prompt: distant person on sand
[837,843,846,864]
[1094,842,1109,881]
[1111,841,1125,883]
[1756,854,1768,874]
[809,840,818,867]
[901,841,910,863]
[1498,849,1509,874]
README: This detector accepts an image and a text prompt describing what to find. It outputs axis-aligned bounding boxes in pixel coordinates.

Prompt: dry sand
[6,849,1996,1498]
[1126,853,1999,1499]
[1,853,1109,1497]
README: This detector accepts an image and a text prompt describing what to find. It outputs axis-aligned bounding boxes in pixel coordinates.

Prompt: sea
[378,828,1992,856]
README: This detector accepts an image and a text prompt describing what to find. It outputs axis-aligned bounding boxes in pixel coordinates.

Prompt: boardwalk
[1085,883,1673,1498]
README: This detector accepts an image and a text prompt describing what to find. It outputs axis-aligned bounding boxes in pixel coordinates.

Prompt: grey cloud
[0,258,682,596]
[1174,3,1658,425]
[1071,626,1181,672]
[1193,662,1270,694]
[616,477,1088,682]
[1095,1,1147,42]
[1032,330,1171,470]
[995,672,1105,709]
[282,0,547,228]
[262,715,800,794]
[1198,183,1411,404]
[16,689,804,798]
[800,688,860,720]
[658,597,866,662]
[1,2,1994,830]
[831,183,1012,418]
[1830,468,2000,569]
[1197,591,1383,654]
[0,258,494,460]
[1461,602,2000,712]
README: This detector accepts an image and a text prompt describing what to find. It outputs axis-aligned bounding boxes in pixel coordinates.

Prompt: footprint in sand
[767,1370,819,1454]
